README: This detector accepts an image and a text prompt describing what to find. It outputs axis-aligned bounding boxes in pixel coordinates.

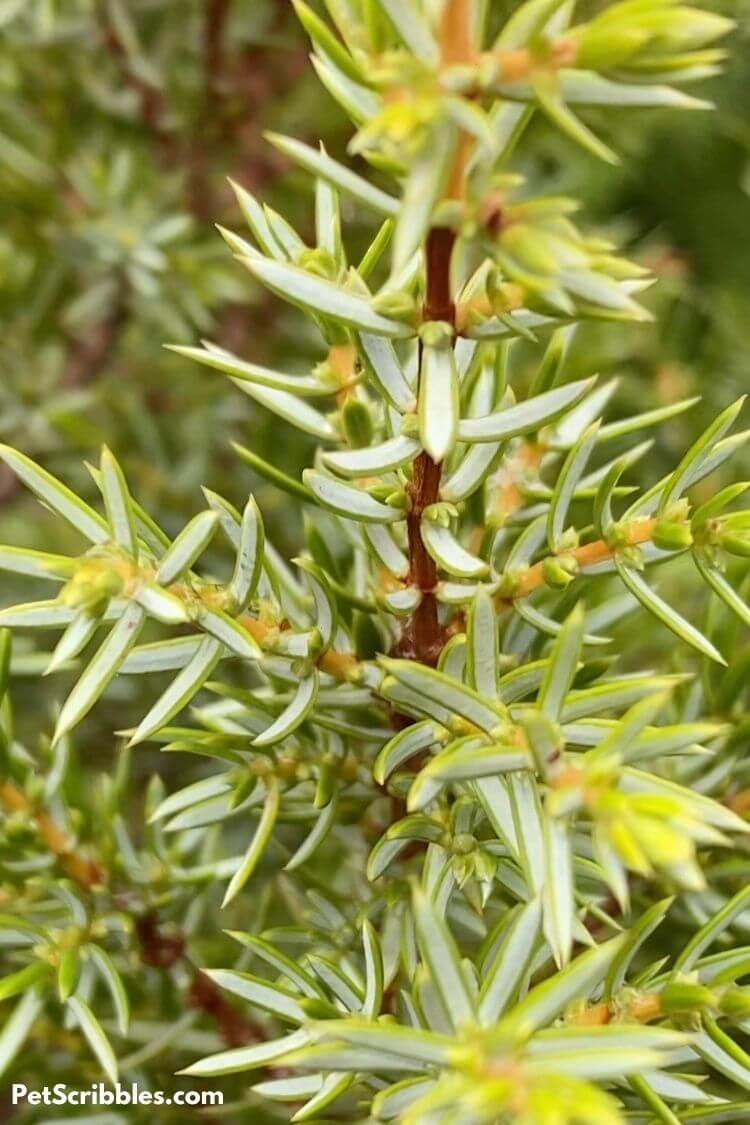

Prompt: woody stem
[398,227,457,666]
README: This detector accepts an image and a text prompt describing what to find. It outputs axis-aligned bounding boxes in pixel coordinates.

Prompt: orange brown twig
[504,518,659,604]
[570,991,663,1028]
[0,779,104,888]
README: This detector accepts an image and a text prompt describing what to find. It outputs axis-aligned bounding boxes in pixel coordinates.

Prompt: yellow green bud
[60,561,124,611]
[542,554,579,589]
[720,532,750,558]
[718,987,750,1020]
[660,10,734,51]
[660,980,716,1015]
[368,483,395,501]
[372,289,419,324]
[653,520,693,551]
[574,26,650,70]
[298,247,338,280]
[419,320,453,350]
[423,501,455,527]
[385,490,408,510]
[496,568,525,599]
[453,832,476,856]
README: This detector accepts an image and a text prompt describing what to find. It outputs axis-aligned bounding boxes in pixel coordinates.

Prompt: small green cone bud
[582,755,619,789]
[452,832,476,856]
[720,532,750,558]
[542,554,577,589]
[721,510,750,532]
[661,499,691,522]
[574,26,649,70]
[605,521,630,550]
[619,544,645,569]
[423,501,455,527]
[372,289,418,324]
[653,520,693,552]
[661,10,734,51]
[419,320,453,350]
[385,490,408,510]
[59,561,124,612]
[368,483,395,502]
[659,981,716,1015]
[297,247,338,280]
[559,528,580,552]
[93,568,125,599]
[452,855,472,889]
[718,987,750,1021]
[27,776,45,803]
[342,398,373,449]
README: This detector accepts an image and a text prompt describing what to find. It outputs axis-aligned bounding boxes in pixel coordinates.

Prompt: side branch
[507,518,658,603]
[0,779,103,888]
[0,779,260,1048]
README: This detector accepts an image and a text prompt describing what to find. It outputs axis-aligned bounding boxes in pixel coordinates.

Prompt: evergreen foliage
[2,2,750,1122]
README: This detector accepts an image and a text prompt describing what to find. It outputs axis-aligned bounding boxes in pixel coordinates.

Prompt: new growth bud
[59,560,124,613]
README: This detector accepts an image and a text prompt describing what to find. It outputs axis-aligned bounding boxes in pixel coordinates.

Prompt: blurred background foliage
[0,0,748,731]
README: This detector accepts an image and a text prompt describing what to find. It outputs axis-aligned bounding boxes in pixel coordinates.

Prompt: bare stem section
[510,518,659,601]
[398,0,476,667]
[399,227,457,665]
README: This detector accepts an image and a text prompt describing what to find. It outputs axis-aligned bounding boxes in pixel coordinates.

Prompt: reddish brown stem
[396,228,456,666]
[135,911,260,1047]
[62,300,127,389]
[188,969,260,1048]
[423,227,456,323]
[97,3,167,139]
[204,0,232,108]
[0,779,104,887]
